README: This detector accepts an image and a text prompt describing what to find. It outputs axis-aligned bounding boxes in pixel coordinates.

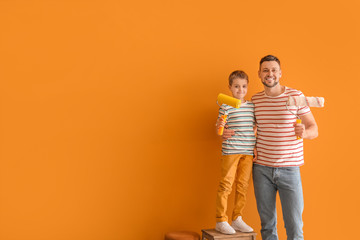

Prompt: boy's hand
[294,122,305,138]
[216,117,226,129]
[216,118,235,140]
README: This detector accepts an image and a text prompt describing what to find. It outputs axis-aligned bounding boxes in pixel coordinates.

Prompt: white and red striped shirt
[251,87,311,167]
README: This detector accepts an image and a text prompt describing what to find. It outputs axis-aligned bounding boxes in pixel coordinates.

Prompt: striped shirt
[251,87,311,167]
[219,101,256,156]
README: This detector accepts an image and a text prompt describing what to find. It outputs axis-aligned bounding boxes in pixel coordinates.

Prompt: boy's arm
[215,117,235,139]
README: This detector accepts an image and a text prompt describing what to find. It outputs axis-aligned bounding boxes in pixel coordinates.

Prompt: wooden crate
[201,229,256,240]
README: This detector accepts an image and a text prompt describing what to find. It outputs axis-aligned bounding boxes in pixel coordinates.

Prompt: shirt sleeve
[218,104,227,117]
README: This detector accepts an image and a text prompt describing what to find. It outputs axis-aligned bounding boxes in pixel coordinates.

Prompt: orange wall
[0,1,359,239]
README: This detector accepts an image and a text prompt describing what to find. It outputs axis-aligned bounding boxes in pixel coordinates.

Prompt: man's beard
[262,80,279,88]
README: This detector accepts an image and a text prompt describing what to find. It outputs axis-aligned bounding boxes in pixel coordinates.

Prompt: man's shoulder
[285,86,304,96]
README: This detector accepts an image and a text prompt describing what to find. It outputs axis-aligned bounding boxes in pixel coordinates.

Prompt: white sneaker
[215,221,236,235]
[231,216,253,232]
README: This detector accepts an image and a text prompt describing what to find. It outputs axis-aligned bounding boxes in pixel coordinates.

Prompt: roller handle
[217,115,228,136]
[296,118,302,140]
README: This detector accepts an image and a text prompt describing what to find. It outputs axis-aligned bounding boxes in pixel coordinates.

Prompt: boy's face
[229,78,248,101]
[258,61,282,88]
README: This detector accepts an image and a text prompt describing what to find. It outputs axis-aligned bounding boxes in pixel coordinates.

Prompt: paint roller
[286,96,325,139]
[216,93,242,135]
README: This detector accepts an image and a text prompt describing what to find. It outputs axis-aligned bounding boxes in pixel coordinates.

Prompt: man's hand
[253,148,257,161]
[294,113,318,139]
[294,122,306,139]
[222,128,235,141]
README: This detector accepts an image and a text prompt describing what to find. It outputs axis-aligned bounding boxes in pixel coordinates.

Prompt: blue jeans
[253,164,304,240]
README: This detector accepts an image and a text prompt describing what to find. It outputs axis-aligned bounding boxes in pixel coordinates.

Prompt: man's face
[258,61,282,88]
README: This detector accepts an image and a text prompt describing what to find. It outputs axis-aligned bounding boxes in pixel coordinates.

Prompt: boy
[215,70,256,234]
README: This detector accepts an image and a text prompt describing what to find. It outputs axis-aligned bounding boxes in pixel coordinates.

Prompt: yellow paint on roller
[216,93,241,136]
[217,93,241,108]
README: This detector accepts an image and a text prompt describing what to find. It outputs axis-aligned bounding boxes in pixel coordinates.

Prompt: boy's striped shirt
[219,101,256,156]
[251,87,311,167]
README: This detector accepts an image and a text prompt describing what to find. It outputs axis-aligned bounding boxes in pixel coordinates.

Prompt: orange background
[0,1,359,239]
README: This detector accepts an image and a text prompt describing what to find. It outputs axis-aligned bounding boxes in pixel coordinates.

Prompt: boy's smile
[229,78,248,102]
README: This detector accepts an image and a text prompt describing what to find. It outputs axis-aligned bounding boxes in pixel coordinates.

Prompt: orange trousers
[216,154,253,222]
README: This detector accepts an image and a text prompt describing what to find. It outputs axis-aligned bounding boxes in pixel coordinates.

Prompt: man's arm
[294,112,318,139]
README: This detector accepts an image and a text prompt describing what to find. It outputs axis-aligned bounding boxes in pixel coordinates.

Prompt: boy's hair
[259,55,281,68]
[229,70,249,85]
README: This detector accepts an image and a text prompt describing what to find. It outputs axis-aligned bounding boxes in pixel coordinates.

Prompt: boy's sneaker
[231,216,253,232]
[215,221,236,235]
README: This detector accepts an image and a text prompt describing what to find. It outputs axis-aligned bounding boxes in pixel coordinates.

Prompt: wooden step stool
[165,231,200,240]
[201,229,256,240]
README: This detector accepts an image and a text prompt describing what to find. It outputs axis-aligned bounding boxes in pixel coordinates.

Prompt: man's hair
[259,55,281,68]
[229,70,249,85]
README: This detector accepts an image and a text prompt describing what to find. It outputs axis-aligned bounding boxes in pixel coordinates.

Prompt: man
[223,55,318,240]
